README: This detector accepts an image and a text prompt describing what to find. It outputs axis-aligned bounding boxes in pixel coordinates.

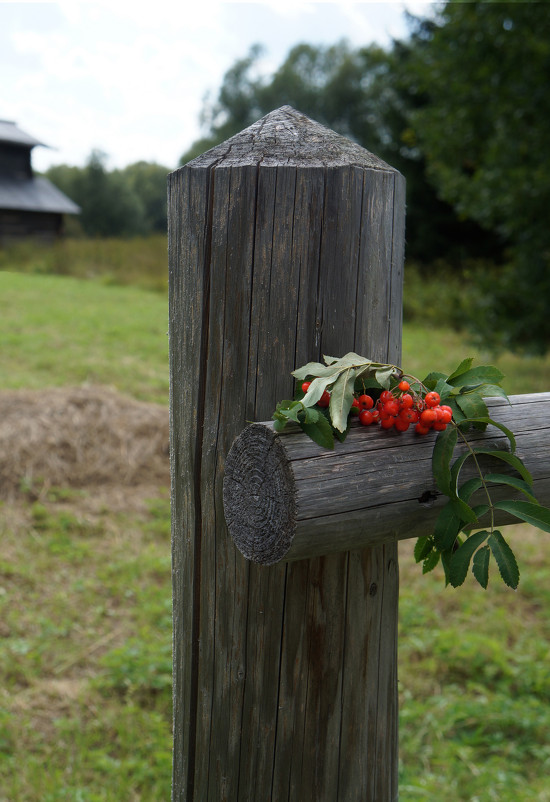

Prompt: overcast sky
[1,1,435,172]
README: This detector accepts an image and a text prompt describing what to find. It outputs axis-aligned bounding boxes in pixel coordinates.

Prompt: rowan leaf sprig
[272,353,550,590]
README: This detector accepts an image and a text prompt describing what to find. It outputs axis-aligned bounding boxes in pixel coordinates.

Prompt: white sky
[1,1,435,172]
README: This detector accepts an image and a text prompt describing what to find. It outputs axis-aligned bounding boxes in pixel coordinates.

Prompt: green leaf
[450,453,472,497]
[448,450,479,522]
[333,414,351,443]
[449,497,478,524]
[433,501,462,551]
[423,549,441,574]
[478,384,510,402]
[488,530,520,589]
[441,549,453,586]
[299,414,334,450]
[493,500,550,533]
[374,365,397,389]
[446,357,475,382]
[274,398,298,411]
[458,477,483,503]
[447,365,504,387]
[302,406,320,424]
[278,405,302,424]
[422,371,448,390]
[414,536,434,563]
[457,383,485,395]
[457,417,516,452]
[329,368,357,432]
[323,352,373,368]
[302,375,335,407]
[469,503,491,521]
[433,377,454,402]
[449,530,490,587]
[448,398,466,424]
[432,426,458,496]
[472,545,490,589]
[473,449,533,485]
[485,473,538,503]
[292,361,334,380]
[273,399,300,430]
[456,393,489,424]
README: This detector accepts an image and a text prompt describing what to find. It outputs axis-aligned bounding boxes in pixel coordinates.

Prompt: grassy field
[1,264,550,801]
[0,272,168,404]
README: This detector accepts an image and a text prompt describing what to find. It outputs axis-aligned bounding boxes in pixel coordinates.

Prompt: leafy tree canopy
[180,38,501,269]
[181,2,550,353]
[46,152,169,237]
[406,1,550,352]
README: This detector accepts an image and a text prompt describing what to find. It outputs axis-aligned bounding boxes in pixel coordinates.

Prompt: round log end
[223,424,297,565]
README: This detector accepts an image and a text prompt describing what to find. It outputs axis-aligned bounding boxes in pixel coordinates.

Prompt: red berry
[302,381,311,393]
[415,423,431,435]
[317,390,330,407]
[371,409,380,423]
[425,391,441,408]
[351,397,360,409]
[439,405,453,424]
[394,417,410,432]
[400,408,419,424]
[398,380,410,392]
[359,409,374,426]
[433,421,448,431]
[400,393,414,409]
[383,399,400,416]
[420,408,437,425]
[380,390,393,403]
[358,393,374,410]
[380,416,396,429]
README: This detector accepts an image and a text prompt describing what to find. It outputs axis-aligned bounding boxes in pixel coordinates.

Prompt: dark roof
[0,176,80,214]
[0,119,47,148]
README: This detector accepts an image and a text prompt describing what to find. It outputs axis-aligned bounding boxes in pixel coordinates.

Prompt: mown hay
[0,386,170,500]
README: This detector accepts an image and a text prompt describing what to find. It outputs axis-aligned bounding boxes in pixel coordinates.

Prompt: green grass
[1,255,549,800]
[0,494,172,802]
[2,270,550,405]
[0,272,168,404]
[402,324,550,396]
[398,533,550,801]
[0,234,168,292]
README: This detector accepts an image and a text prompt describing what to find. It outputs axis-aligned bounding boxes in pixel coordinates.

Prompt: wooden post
[169,106,405,801]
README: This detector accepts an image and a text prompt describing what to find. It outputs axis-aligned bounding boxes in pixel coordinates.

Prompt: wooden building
[0,120,80,245]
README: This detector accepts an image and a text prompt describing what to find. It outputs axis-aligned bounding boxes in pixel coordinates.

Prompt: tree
[122,161,169,234]
[46,153,169,237]
[180,40,499,267]
[406,1,550,352]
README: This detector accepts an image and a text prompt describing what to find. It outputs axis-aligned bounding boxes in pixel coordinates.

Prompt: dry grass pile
[0,386,170,500]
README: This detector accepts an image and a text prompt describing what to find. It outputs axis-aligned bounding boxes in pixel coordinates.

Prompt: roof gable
[0,176,81,214]
[0,120,47,149]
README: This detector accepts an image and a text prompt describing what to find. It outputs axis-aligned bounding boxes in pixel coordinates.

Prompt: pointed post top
[183,105,395,171]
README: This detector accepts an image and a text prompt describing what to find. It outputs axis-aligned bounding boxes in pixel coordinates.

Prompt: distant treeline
[45,154,169,238]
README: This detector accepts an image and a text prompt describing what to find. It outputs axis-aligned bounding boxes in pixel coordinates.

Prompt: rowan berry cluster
[303,379,453,435]
[356,380,452,434]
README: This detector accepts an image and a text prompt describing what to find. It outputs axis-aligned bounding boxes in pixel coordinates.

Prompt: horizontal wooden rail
[223,393,550,564]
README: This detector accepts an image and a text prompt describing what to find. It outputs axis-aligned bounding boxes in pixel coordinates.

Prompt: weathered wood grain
[223,393,550,563]
[169,105,404,801]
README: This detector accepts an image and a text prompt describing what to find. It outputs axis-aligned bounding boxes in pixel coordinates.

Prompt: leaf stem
[453,421,495,533]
